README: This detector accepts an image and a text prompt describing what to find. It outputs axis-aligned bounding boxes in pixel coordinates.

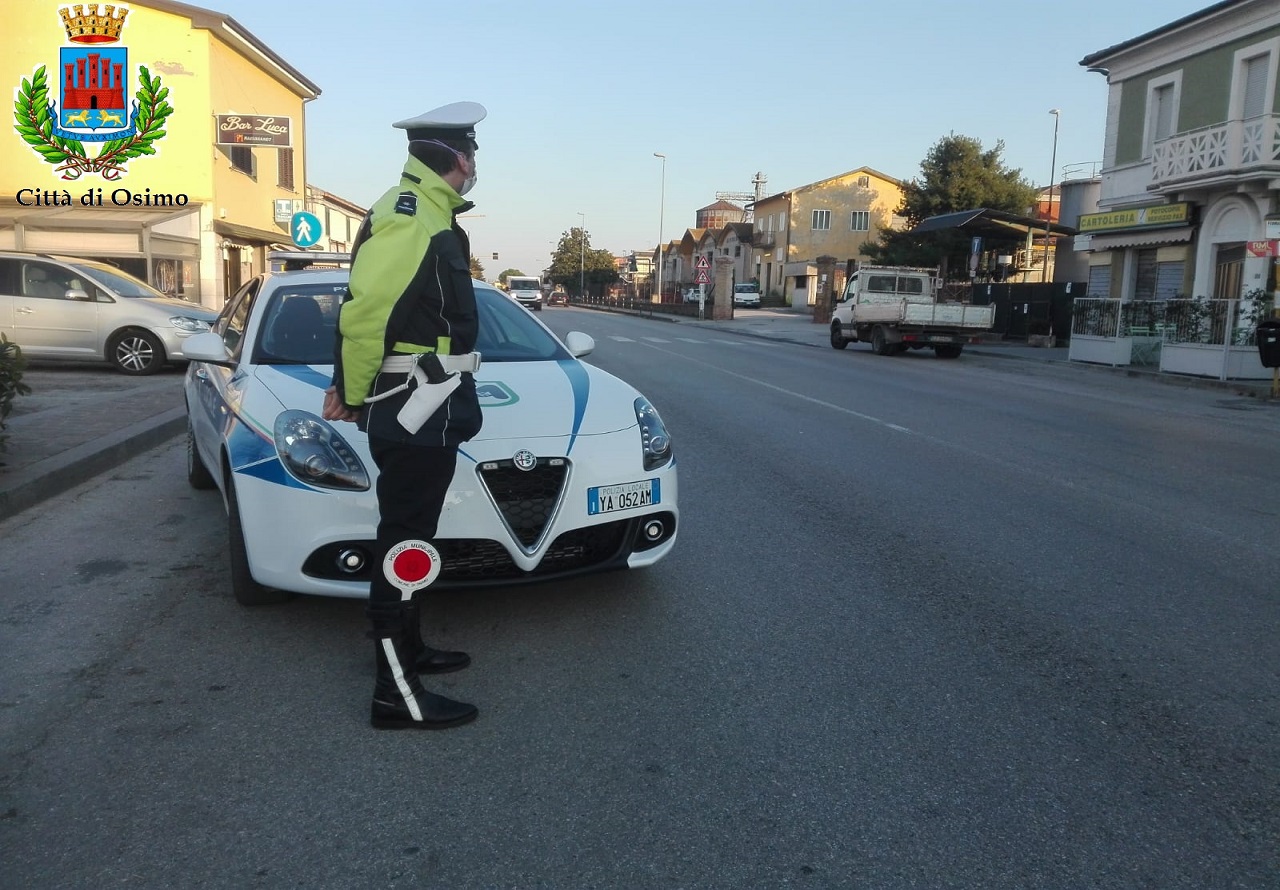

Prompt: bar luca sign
[215,115,291,147]
[1078,202,1192,234]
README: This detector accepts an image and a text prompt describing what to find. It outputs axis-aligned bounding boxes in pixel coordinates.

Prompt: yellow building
[751,167,905,307]
[1,0,320,307]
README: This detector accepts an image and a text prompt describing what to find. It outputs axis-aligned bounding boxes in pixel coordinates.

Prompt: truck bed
[854,301,994,330]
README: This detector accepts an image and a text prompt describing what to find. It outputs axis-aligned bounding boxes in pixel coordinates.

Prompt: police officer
[322,102,486,730]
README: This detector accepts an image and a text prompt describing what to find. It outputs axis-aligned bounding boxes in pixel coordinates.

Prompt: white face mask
[459,157,477,196]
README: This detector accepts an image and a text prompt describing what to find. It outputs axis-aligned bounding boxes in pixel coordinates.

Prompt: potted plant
[0,334,32,463]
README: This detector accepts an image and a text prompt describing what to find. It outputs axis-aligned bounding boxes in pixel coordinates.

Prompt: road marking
[637,341,912,435]
[642,337,672,343]
[608,335,636,342]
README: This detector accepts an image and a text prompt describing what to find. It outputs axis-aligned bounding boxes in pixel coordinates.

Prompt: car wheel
[186,417,216,490]
[871,326,895,356]
[830,322,849,350]
[534,304,542,311]
[108,328,166,375]
[227,475,291,606]
[935,344,964,359]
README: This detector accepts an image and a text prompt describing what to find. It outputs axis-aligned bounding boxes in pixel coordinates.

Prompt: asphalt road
[2,307,1278,888]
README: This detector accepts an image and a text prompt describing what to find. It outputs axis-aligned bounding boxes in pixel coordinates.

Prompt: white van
[506,275,543,311]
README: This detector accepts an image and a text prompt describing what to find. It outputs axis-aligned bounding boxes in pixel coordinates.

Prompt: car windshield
[735,284,757,293]
[68,261,166,298]
[507,278,539,291]
[253,278,569,365]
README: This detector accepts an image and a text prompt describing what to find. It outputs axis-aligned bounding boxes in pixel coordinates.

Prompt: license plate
[927,335,956,342]
[587,479,659,515]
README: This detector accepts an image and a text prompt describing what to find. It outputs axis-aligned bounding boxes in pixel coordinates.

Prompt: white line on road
[608,336,636,342]
[637,341,912,435]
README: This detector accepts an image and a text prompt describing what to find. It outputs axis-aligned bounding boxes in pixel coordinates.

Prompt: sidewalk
[0,364,186,521]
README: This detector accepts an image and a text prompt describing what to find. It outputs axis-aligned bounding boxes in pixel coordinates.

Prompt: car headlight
[170,315,211,332]
[634,396,672,471]
[273,409,370,491]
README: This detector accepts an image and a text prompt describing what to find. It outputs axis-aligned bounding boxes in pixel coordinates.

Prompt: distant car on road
[506,275,543,311]
[732,283,762,307]
[0,251,217,375]
[547,290,568,306]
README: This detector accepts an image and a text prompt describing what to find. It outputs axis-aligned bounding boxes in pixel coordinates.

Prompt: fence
[1083,298,1275,346]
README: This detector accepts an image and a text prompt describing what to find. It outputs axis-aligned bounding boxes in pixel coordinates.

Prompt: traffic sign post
[290,210,323,249]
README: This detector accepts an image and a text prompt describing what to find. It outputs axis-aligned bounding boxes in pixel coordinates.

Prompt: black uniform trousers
[367,435,459,604]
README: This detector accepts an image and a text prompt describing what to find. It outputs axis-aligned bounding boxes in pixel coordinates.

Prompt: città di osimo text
[16,188,190,207]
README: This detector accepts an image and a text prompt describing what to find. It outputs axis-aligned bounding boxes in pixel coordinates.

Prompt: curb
[0,406,186,522]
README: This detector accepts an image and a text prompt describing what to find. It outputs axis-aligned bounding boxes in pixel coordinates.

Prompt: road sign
[695,255,710,270]
[290,210,322,249]
[695,270,710,284]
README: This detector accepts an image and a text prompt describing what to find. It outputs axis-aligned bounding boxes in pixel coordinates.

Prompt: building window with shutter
[857,175,869,188]
[277,147,295,190]
[811,209,831,231]
[850,211,869,232]
[1143,73,1180,158]
[229,144,254,177]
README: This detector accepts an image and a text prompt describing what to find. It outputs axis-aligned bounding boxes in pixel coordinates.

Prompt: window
[1242,54,1269,118]
[1231,38,1278,122]
[734,245,741,257]
[1087,265,1111,299]
[277,147,294,190]
[857,175,869,188]
[850,211,870,232]
[1142,72,1180,157]
[811,209,831,231]
[229,144,255,177]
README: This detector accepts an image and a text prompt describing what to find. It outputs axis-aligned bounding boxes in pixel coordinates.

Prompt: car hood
[252,358,641,441]
[136,296,219,318]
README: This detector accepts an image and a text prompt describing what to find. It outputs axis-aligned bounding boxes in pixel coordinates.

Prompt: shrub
[0,333,32,456]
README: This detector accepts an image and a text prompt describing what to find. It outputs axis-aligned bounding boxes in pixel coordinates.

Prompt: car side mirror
[181,331,234,365]
[564,330,595,358]
[65,288,90,301]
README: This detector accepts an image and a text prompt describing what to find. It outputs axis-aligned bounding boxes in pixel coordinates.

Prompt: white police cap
[393,101,487,147]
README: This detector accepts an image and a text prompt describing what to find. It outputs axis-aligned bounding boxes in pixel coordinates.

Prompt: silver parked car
[0,251,217,374]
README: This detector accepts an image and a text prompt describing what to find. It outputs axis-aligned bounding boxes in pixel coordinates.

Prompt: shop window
[1087,265,1111,299]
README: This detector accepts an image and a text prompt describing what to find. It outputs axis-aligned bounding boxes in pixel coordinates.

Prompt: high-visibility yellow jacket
[333,155,482,446]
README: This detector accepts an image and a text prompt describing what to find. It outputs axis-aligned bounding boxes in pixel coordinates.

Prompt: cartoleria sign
[1078,202,1192,233]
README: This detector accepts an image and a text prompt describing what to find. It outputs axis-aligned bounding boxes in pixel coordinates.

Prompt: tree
[498,268,525,287]
[545,227,619,298]
[469,255,486,281]
[862,135,1039,277]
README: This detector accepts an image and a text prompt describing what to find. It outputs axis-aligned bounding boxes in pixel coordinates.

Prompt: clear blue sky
[209,0,1211,280]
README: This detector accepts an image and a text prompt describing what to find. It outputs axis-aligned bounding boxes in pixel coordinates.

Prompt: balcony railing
[1150,113,1280,187]
[752,231,776,248]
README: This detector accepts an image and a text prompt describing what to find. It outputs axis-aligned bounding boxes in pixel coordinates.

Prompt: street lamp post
[577,211,586,300]
[1042,109,1061,284]
[654,152,666,303]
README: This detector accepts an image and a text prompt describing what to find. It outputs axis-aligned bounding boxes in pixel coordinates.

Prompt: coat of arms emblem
[13,4,173,180]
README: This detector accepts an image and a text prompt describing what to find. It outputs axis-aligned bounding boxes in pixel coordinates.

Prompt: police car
[182,265,678,605]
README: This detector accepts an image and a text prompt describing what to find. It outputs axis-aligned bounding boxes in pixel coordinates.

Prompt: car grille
[436,520,632,581]
[476,458,568,550]
[302,517,644,587]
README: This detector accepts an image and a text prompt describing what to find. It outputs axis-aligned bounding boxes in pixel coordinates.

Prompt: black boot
[369,603,477,730]
[404,596,471,674]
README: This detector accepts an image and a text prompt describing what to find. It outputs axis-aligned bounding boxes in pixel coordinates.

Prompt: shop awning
[911,207,1078,239]
[1085,226,1195,250]
[213,219,291,245]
